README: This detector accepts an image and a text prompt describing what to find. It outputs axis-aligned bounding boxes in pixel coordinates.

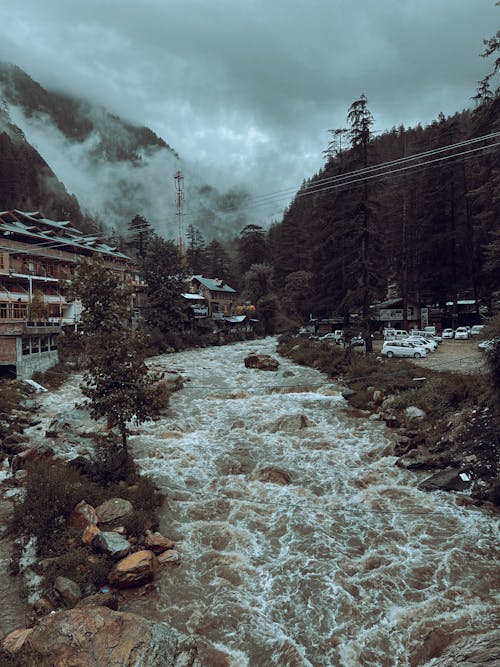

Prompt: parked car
[478,337,498,351]
[318,330,344,343]
[424,325,437,336]
[383,329,409,340]
[406,335,437,351]
[470,325,485,336]
[381,341,428,358]
[442,328,454,339]
[454,326,470,340]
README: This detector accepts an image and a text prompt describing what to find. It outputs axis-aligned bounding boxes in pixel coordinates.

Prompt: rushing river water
[22,338,500,665]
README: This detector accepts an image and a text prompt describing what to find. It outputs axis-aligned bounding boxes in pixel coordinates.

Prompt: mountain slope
[0,61,251,241]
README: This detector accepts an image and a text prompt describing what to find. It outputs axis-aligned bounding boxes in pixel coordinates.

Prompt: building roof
[0,210,130,261]
[191,275,236,293]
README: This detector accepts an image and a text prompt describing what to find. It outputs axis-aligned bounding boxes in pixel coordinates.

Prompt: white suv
[454,327,470,340]
[381,341,428,358]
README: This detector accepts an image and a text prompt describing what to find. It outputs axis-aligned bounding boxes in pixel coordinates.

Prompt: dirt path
[373,339,487,374]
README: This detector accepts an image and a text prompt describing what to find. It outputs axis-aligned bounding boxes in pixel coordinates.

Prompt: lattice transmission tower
[174,170,185,255]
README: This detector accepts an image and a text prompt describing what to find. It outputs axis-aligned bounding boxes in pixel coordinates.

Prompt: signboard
[420,307,429,328]
[379,308,403,321]
[191,305,208,318]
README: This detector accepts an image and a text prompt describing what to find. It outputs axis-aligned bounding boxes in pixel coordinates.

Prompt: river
[21,338,500,665]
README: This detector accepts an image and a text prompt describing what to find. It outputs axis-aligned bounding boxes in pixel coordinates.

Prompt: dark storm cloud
[0,0,497,220]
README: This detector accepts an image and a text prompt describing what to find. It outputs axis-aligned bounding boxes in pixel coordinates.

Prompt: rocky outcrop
[9,606,198,666]
[108,550,158,588]
[244,353,279,371]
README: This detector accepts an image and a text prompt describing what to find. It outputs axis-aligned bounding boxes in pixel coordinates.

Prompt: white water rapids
[24,338,500,665]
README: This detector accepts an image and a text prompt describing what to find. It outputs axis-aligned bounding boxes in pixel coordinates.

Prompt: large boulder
[419,468,472,492]
[244,353,279,371]
[95,498,134,527]
[13,606,198,666]
[108,550,158,588]
[253,466,292,485]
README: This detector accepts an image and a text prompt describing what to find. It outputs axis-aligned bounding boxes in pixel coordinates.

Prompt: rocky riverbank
[0,376,225,666]
[277,335,500,507]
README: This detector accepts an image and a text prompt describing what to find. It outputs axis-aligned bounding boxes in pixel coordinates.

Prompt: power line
[163,135,500,226]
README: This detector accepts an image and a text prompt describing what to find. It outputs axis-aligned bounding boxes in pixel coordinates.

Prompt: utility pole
[174,170,185,256]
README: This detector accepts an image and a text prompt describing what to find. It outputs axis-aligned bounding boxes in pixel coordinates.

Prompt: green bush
[41,546,111,598]
[89,433,137,484]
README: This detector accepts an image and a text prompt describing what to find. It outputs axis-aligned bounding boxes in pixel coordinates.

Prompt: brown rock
[1,628,33,655]
[158,549,181,567]
[19,606,197,666]
[244,353,279,371]
[94,531,131,560]
[144,532,176,554]
[82,523,101,545]
[32,597,54,617]
[108,550,158,588]
[76,592,119,610]
[254,466,292,485]
[54,576,81,606]
[69,499,98,529]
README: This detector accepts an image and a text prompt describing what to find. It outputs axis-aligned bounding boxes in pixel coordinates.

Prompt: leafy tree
[205,239,234,284]
[256,293,280,335]
[70,259,166,450]
[140,234,186,349]
[284,270,313,319]
[242,263,274,303]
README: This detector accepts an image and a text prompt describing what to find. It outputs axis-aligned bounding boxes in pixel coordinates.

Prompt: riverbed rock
[144,532,176,554]
[263,413,313,433]
[430,629,500,665]
[253,466,292,485]
[108,550,158,588]
[11,444,54,472]
[54,576,81,606]
[15,606,198,666]
[244,353,279,371]
[158,549,181,567]
[396,449,452,471]
[69,499,99,529]
[404,406,426,421]
[418,468,472,492]
[1,628,33,656]
[95,497,134,527]
[82,523,101,545]
[93,531,131,560]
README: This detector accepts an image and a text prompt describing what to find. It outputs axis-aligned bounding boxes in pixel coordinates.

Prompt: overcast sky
[0,0,497,222]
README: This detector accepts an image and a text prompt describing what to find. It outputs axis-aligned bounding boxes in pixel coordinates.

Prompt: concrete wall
[14,338,59,380]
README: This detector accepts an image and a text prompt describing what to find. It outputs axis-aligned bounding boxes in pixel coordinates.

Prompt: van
[383,329,409,340]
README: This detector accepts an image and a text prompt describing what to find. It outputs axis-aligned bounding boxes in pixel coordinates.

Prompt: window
[40,337,49,352]
[22,338,30,356]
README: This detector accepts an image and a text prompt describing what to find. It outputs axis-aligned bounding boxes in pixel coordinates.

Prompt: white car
[454,326,470,340]
[406,335,437,351]
[442,328,454,339]
[470,325,485,336]
[381,341,428,359]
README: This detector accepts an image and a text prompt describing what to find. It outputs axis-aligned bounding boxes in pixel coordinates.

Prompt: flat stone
[1,628,33,655]
[144,532,176,554]
[54,576,81,606]
[157,549,181,567]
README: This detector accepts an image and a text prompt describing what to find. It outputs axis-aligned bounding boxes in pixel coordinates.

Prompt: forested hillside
[265,96,500,320]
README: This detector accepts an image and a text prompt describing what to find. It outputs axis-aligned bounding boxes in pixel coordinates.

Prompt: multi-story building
[185,275,237,320]
[0,210,142,379]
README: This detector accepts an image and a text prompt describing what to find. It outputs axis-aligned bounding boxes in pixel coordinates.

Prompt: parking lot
[373,338,487,374]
